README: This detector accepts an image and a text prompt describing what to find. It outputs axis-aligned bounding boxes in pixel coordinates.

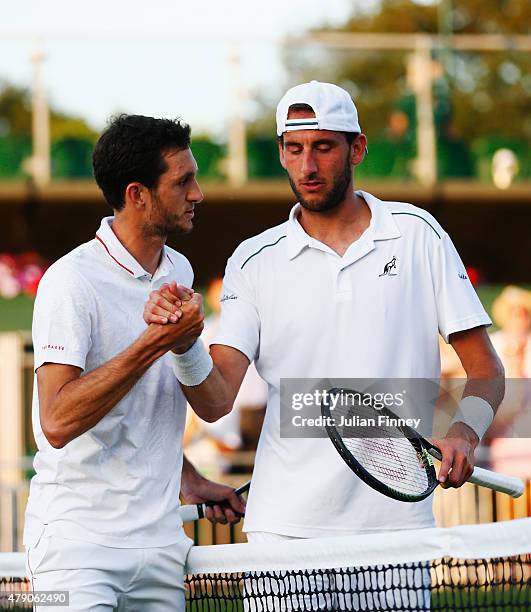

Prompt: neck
[297,189,371,256]
[111,212,165,276]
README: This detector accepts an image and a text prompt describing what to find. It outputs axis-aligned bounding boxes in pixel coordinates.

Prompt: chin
[299,198,337,213]
[176,221,194,235]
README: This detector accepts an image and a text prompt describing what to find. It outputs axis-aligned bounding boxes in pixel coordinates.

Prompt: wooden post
[0,332,24,551]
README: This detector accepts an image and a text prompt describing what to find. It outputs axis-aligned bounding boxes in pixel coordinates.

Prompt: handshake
[143,281,205,355]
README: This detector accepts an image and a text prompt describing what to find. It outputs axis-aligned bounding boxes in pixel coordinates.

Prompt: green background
[1,285,529,333]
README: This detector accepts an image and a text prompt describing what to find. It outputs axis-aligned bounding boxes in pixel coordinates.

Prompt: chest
[257,242,430,338]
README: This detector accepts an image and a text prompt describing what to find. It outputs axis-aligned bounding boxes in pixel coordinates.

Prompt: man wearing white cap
[144,82,504,608]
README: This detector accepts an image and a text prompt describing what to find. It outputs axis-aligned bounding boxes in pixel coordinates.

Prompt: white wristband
[450,396,494,440]
[170,340,213,387]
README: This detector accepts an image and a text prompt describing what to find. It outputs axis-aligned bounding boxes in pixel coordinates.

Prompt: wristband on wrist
[450,396,494,440]
[170,340,213,387]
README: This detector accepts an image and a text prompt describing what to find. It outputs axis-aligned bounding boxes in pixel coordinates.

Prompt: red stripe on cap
[95,234,135,276]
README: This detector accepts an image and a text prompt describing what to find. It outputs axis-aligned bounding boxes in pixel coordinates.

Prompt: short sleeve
[32,265,95,371]
[211,255,260,363]
[432,233,491,343]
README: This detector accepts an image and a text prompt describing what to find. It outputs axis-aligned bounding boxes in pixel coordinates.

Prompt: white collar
[285,190,401,260]
[95,217,174,280]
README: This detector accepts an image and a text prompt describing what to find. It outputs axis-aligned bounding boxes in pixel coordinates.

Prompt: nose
[301,150,318,176]
[188,178,204,204]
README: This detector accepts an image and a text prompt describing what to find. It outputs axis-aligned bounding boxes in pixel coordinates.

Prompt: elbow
[488,353,505,382]
[199,398,233,423]
[41,418,69,449]
[495,358,505,381]
[202,403,232,423]
[44,431,68,449]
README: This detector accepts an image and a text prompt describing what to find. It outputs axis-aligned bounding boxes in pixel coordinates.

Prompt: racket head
[322,387,439,502]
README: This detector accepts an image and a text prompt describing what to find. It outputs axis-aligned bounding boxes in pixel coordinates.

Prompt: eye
[316,143,333,152]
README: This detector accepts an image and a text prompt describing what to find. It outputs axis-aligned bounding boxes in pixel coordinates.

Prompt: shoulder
[377,197,446,241]
[388,202,445,240]
[38,242,97,291]
[229,222,289,271]
[165,246,193,279]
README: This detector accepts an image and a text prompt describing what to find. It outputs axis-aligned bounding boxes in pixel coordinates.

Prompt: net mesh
[186,556,530,611]
[1,520,530,611]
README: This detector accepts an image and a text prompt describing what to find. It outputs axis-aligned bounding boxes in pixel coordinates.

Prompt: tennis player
[24,115,244,611]
[144,82,505,609]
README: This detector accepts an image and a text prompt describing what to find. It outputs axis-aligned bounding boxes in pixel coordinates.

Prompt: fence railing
[3,475,529,552]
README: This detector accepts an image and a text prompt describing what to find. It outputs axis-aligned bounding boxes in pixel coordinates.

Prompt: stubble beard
[287,156,353,213]
[143,192,193,239]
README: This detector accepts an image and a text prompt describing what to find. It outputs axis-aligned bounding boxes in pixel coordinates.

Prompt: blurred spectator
[184,277,267,476]
[490,286,531,378]
[488,286,531,477]
[0,252,48,298]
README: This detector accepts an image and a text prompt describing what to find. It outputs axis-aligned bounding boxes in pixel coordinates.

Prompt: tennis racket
[179,480,251,522]
[321,387,524,502]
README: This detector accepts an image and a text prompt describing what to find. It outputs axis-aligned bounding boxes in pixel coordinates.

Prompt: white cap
[276,81,362,137]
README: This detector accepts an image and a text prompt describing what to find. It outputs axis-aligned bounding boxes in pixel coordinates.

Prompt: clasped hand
[144,281,204,354]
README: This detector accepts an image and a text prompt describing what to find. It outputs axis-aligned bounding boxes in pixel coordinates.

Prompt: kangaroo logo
[379,256,398,277]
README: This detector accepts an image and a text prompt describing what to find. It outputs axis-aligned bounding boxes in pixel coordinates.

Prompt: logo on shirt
[42,344,65,351]
[379,256,398,277]
[220,293,238,303]
[458,272,468,280]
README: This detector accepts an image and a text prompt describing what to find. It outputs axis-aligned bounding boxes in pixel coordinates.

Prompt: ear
[351,134,367,167]
[278,140,287,170]
[125,182,146,210]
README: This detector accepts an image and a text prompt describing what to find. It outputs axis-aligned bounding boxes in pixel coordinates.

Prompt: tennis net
[1,518,530,611]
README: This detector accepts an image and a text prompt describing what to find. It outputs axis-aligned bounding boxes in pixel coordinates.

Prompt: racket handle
[179,503,203,523]
[178,480,251,523]
[428,448,524,498]
[468,466,524,499]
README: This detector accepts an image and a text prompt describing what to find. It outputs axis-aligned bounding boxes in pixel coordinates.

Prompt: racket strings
[331,402,433,495]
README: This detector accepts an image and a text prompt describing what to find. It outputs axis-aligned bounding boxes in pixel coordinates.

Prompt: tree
[0,81,99,179]
[250,0,530,179]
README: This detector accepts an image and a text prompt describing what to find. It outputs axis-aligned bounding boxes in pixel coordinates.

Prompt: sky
[0,0,359,137]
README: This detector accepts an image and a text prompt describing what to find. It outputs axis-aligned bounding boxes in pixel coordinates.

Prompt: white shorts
[245,532,430,612]
[25,533,193,612]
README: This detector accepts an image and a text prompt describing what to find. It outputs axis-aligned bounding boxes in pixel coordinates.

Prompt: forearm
[174,344,249,423]
[180,454,204,500]
[450,327,506,416]
[43,328,167,447]
[181,365,234,423]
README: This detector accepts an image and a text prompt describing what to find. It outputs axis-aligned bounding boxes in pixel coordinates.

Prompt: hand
[144,281,194,325]
[145,292,204,354]
[181,474,246,525]
[432,422,479,488]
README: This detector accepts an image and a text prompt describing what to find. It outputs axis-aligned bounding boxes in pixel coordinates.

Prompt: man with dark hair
[92,114,191,212]
[144,83,504,609]
[24,114,243,611]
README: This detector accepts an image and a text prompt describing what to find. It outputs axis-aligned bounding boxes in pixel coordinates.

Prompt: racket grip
[179,503,204,523]
[468,466,524,498]
[178,480,251,523]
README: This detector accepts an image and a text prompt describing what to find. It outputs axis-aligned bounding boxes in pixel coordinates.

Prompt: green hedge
[1,285,528,333]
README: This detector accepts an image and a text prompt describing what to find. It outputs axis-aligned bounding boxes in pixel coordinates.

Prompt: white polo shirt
[214,191,491,537]
[24,217,193,548]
